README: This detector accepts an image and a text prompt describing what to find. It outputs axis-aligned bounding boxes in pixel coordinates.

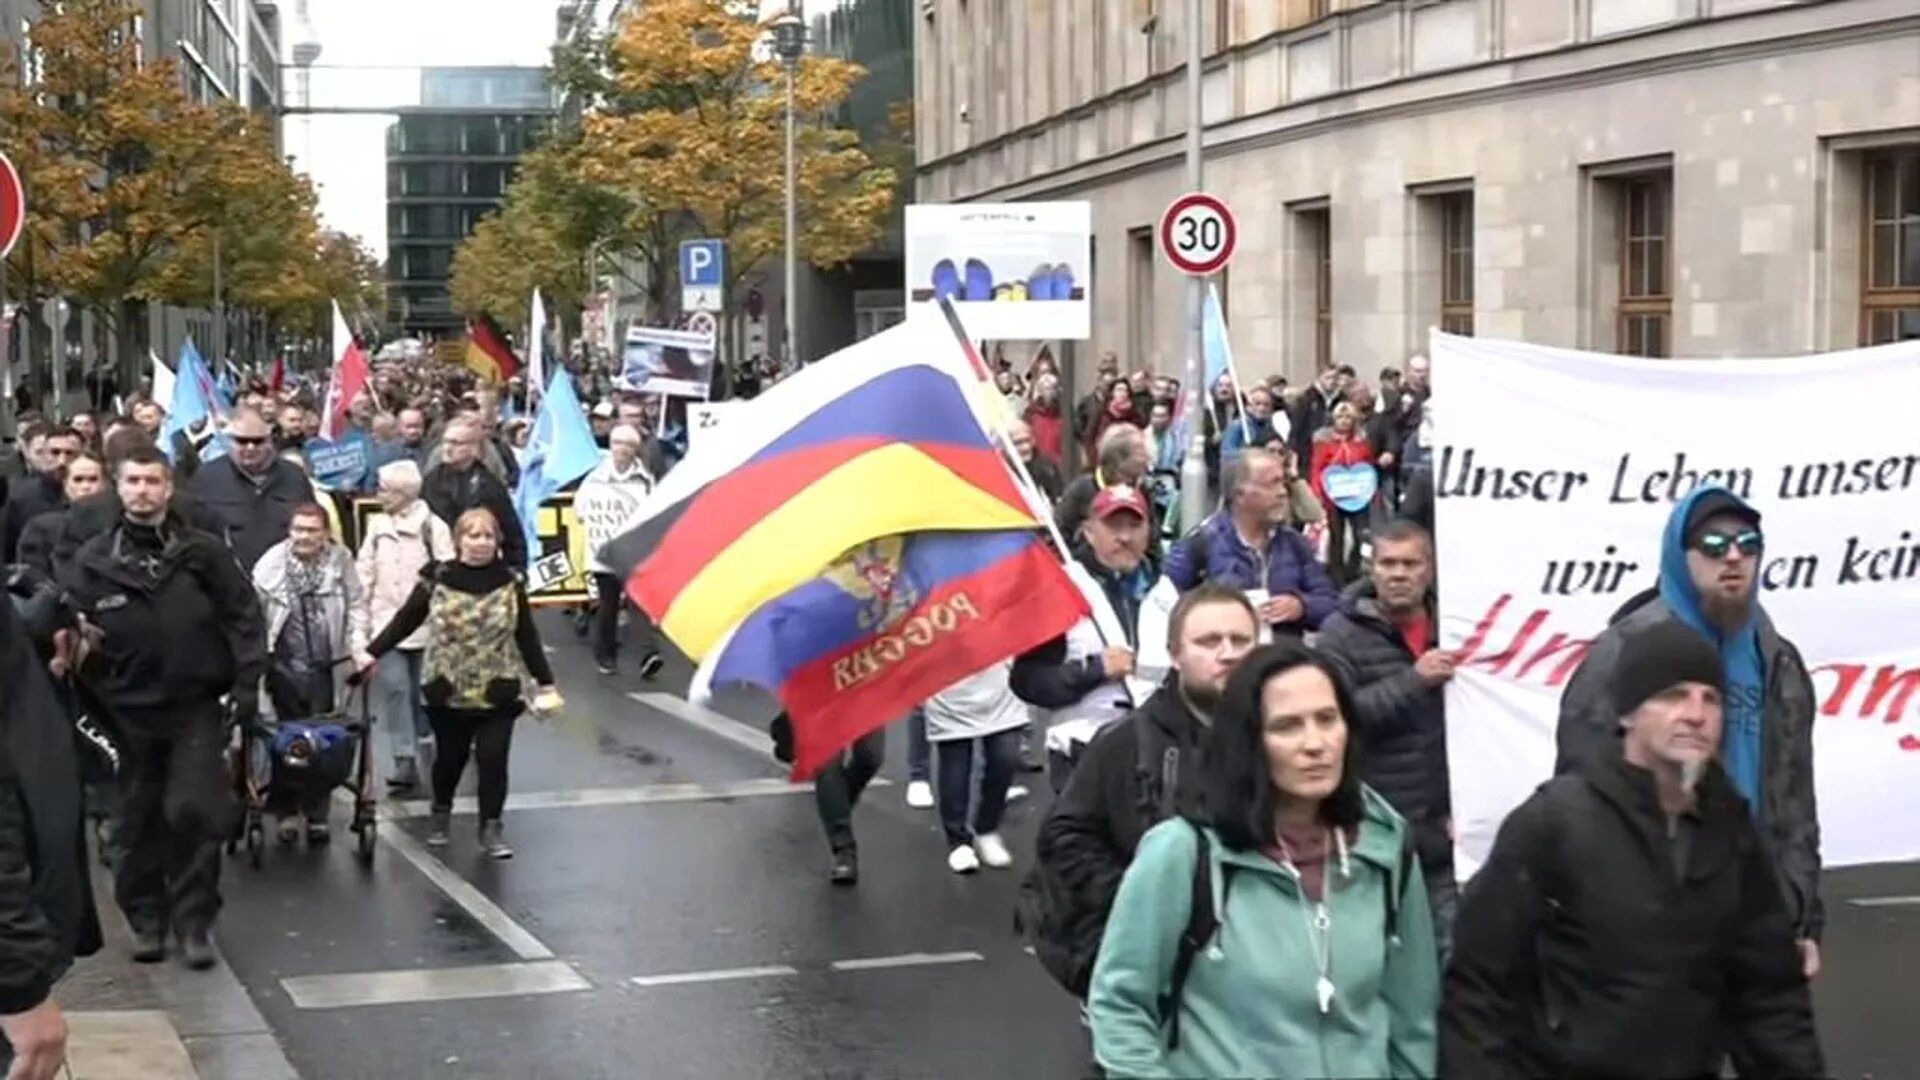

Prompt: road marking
[629,691,773,756]
[1850,895,1920,908]
[380,777,822,819]
[64,1011,198,1080]
[281,960,590,1010]
[376,820,554,960]
[829,951,986,972]
[629,965,799,988]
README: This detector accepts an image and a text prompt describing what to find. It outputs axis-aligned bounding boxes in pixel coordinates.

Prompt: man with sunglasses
[1557,485,1823,981]
[186,409,318,572]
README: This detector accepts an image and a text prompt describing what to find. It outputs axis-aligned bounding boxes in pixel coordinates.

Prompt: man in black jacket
[185,408,314,572]
[1441,618,1822,1080]
[64,446,264,970]
[1316,521,1461,953]
[2,564,103,1079]
[423,417,527,569]
[2,425,80,564]
[1018,583,1256,998]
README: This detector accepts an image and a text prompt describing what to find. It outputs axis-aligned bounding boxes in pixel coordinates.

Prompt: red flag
[266,355,286,395]
[320,301,369,442]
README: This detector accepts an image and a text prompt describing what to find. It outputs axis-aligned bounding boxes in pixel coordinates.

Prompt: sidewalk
[51,865,299,1080]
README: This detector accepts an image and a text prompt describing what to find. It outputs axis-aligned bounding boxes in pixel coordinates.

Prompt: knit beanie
[1613,617,1724,719]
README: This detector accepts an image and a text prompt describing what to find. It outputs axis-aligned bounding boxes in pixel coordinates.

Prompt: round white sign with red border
[1159,192,1236,276]
[0,151,24,261]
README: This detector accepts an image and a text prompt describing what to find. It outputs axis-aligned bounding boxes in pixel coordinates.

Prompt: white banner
[1434,333,1920,875]
[904,202,1091,341]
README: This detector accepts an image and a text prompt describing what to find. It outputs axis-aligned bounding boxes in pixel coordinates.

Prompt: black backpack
[1015,716,1186,998]
[1161,818,1420,1049]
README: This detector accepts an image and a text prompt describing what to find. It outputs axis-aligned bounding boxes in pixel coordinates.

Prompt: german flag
[599,318,1041,663]
[465,313,520,384]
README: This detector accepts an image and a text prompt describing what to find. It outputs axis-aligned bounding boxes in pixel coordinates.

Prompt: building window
[1304,208,1331,371]
[1863,149,1920,345]
[1617,175,1672,358]
[1128,226,1155,371]
[1440,192,1474,335]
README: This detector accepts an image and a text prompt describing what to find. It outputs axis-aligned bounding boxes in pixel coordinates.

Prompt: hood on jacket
[1657,485,1762,638]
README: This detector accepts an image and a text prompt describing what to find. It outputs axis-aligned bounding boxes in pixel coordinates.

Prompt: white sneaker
[974,832,1013,869]
[906,780,934,809]
[947,844,980,874]
[1005,785,1030,806]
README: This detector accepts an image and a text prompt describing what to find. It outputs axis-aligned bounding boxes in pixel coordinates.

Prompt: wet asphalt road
[200,612,1920,1079]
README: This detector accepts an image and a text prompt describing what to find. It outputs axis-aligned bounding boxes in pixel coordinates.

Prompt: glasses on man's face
[230,435,269,447]
[1694,529,1762,559]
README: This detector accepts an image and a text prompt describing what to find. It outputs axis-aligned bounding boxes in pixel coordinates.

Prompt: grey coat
[1556,591,1824,940]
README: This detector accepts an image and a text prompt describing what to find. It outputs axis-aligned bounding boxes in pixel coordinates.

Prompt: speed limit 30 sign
[1159,192,1237,276]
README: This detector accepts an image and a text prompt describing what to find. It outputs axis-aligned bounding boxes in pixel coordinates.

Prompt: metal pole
[213,233,225,376]
[783,62,798,369]
[0,256,14,444]
[1177,0,1211,534]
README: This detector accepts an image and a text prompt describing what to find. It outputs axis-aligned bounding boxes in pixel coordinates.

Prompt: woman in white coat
[252,502,369,841]
[354,460,454,793]
[924,660,1030,874]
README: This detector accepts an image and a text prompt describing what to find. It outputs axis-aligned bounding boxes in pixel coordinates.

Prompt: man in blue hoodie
[1557,486,1823,980]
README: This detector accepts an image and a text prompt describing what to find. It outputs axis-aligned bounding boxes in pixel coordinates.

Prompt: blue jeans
[906,707,930,783]
[374,650,427,770]
[935,728,1021,848]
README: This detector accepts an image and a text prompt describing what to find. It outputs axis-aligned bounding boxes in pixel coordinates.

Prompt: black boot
[829,848,858,887]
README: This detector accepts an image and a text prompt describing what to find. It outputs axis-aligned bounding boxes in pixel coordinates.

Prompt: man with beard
[1017,583,1259,1001]
[3,427,81,563]
[1558,486,1823,981]
[1317,521,1461,954]
[63,446,264,969]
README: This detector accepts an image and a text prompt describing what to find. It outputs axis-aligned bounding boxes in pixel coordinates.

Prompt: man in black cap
[1556,485,1822,979]
[1442,618,1824,1080]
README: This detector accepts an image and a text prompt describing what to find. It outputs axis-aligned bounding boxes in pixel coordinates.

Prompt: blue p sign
[680,240,725,288]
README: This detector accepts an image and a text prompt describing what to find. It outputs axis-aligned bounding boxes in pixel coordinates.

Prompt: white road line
[376,820,554,961]
[629,691,773,756]
[380,778,820,819]
[281,960,590,1010]
[629,965,799,988]
[1849,895,1920,908]
[829,951,986,972]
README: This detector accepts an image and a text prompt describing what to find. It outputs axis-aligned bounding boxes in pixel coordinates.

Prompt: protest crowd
[0,311,1831,1080]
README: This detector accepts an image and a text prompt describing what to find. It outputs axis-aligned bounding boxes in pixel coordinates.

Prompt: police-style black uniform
[62,512,263,953]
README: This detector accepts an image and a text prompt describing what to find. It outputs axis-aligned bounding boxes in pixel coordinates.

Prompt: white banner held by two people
[1432,332,1920,876]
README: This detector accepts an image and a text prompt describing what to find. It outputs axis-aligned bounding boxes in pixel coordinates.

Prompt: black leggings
[426,705,519,821]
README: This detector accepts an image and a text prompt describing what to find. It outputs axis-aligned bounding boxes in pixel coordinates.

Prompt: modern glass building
[385,67,554,336]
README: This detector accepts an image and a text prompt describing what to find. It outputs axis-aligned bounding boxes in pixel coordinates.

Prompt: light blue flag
[1202,283,1249,442]
[163,338,228,463]
[512,367,602,570]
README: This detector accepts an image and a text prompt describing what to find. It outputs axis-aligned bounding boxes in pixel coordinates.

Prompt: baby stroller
[228,675,378,867]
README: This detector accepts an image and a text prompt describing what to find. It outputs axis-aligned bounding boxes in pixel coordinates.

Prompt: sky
[290,0,818,264]
[286,0,558,262]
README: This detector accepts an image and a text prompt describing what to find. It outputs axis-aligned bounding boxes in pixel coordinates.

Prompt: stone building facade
[913,0,1920,382]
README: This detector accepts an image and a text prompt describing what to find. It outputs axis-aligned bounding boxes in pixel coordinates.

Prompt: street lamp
[770,9,805,369]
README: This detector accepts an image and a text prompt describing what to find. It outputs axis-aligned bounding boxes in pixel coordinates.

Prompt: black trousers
[426,705,519,822]
[813,727,886,854]
[592,572,658,665]
[114,699,234,937]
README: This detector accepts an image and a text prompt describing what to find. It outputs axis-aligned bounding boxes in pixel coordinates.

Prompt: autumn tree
[450,142,607,329]
[0,0,353,373]
[576,0,895,319]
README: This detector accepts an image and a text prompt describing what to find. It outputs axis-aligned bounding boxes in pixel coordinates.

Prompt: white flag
[529,288,547,398]
[149,349,175,411]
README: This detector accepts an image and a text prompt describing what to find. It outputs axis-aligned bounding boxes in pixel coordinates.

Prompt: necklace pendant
[1317,975,1335,1015]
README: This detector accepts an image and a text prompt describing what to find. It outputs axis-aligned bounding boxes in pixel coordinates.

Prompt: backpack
[1015,715,1187,998]
[1161,819,1419,1051]
[1177,527,1213,588]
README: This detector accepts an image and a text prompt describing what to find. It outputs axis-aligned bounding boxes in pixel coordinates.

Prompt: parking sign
[680,239,725,312]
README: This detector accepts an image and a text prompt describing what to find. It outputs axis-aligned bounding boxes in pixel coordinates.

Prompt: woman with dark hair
[1087,641,1439,1079]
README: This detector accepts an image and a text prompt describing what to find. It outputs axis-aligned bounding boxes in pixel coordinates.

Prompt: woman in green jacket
[1088,641,1439,1079]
